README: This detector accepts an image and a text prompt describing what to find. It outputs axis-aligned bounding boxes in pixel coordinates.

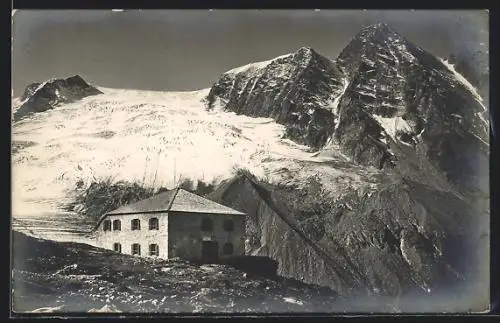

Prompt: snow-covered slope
[11,86,379,241]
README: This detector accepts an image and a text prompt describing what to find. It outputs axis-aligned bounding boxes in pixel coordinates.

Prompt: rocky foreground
[12,231,342,314]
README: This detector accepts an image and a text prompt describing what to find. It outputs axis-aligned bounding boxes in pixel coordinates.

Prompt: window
[149,218,159,230]
[223,242,234,255]
[149,244,159,256]
[113,243,122,253]
[103,220,111,231]
[113,219,121,231]
[201,218,213,231]
[131,219,141,230]
[131,243,141,255]
[223,219,234,232]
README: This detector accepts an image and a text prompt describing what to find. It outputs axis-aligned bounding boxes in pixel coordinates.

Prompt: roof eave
[168,210,247,216]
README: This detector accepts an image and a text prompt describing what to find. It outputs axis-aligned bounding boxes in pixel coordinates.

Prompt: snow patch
[224,53,293,76]
[88,304,122,313]
[399,140,413,147]
[441,58,489,131]
[283,297,304,305]
[357,90,376,98]
[331,77,350,134]
[375,52,391,60]
[439,58,486,108]
[471,132,489,146]
[393,43,415,62]
[476,111,489,128]
[372,115,412,140]
[30,305,65,313]
[362,58,376,67]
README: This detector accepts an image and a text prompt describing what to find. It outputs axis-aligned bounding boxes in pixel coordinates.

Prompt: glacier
[11,86,379,242]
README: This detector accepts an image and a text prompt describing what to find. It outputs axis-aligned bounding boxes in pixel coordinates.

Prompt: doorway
[201,241,219,263]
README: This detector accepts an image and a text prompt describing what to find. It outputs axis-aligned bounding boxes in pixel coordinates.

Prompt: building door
[201,241,219,263]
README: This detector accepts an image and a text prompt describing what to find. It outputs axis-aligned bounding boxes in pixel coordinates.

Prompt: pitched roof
[105,189,178,215]
[92,188,245,231]
[106,188,245,216]
[170,189,245,215]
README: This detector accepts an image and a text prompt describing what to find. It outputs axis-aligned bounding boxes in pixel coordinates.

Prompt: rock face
[20,82,41,101]
[207,23,489,195]
[334,23,488,194]
[207,172,485,300]
[202,22,489,306]
[14,75,103,122]
[207,47,346,149]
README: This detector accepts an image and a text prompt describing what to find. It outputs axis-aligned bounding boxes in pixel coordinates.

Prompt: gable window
[149,217,159,230]
[103,220,111,231]
[131,219,141,230]
[113,219,121,231]
[223,242,234,255]
[113,243,122,253]
[149,244,159,256]
[201,218,213,231]
[131,243,141,255]
[223,219,234,232]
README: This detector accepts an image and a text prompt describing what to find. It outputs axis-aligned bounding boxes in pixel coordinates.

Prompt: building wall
[168,212,246,261]
[94,212,169,259]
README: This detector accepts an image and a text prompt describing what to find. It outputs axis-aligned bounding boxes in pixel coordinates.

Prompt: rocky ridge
[13,75,103,122]
[207,23,489,195]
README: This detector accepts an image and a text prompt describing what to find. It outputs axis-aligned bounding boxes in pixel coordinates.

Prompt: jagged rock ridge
[207,22,489,194]
[13,75,103,122]
[334,23,488,193]
[207,47,347,149]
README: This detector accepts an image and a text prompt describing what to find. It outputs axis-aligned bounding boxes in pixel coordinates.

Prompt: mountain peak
[14,76,102,122]
[364,22,392,31]
[291,46,333,69]
[355,22,403,43]
[295,46,315,54]
[336,21,419,73]
[294,46,327,58]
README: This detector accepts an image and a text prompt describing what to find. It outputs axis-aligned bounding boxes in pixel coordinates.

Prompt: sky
[11,9,488,96]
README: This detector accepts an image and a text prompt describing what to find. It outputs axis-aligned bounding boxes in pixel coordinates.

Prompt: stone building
[93,188,246,262]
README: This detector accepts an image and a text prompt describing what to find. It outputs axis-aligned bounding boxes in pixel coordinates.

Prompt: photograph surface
[11,9,490,314]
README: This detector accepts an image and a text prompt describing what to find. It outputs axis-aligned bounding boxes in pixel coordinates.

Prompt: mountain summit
[201,24,488,300]
[207,23,489,195]
[13,75,102,122]
[207,46,346,149]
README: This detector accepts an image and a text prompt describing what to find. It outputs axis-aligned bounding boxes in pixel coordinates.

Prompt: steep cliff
[334,23,488,194]
[207,47,346,149]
